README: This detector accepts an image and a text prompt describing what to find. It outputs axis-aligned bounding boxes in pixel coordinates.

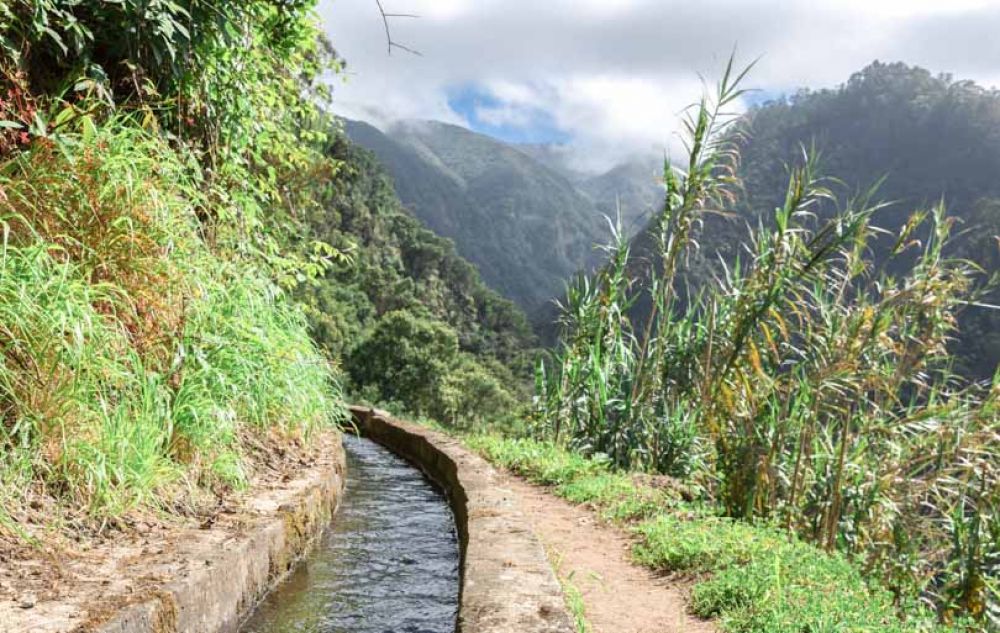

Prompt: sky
[317,0,1000,172]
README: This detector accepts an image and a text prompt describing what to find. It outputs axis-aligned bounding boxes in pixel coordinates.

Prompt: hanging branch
[374,0,421,56]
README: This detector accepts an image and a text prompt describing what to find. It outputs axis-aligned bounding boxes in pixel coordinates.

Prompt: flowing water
[240,434,460,633]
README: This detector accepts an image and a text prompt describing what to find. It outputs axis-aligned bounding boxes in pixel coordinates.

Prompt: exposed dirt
[0,431,342,633]
[502,473,716,633]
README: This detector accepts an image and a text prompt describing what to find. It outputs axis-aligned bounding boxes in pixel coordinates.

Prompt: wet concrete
[239,434,460,633]
[352,407,575,633]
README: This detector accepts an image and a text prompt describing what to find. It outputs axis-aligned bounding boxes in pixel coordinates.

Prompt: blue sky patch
[446,84,571,145]
[743,88,788,108]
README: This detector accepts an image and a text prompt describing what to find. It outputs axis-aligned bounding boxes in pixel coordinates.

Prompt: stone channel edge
[89,407,575,633]
[350,405,575,633]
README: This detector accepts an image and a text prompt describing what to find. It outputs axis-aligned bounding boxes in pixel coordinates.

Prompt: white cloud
[317,0,1000,171]
[474,102,534,128]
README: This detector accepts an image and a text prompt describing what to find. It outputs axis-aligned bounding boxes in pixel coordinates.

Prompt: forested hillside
[629,61,1000,378]
[344,119,607,317]
[297,132,536,424]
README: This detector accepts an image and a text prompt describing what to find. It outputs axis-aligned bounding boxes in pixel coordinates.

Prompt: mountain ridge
[343,117,663,324]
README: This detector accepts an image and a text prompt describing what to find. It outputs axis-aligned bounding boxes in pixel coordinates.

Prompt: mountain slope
[630,61,1000,378]
[577,157,663,235]
[297,131,538,421]
[344,119,606,318]
[514,143,662,235]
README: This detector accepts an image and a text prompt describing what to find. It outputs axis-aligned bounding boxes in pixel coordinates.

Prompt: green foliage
[534,60,1000,625]
[471,434,957,633]
[0,0,361,536]
[0,124,341,517]
[558,473,675,523]
[349,310,459,414]
[1,0,340,282]
[559,571,590,633]
[347,310,519,427]
[687,534,947,633]
[297,135,535,365]
[723,61,1000,380]
[0,0,537,533]
[292,134,533,427]
[437,355,518,429]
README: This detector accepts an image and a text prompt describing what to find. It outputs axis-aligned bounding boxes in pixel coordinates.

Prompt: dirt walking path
[501,474,716,633]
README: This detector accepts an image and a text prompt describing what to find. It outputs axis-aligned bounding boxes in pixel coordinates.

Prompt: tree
[349,310,459,415]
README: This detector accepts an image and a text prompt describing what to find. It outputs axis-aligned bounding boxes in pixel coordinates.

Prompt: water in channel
[240,434,460,633]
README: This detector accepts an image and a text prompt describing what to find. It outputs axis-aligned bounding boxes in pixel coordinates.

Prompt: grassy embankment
[0,1,345,539]
[467,434,965,633]
[0,126,340,532]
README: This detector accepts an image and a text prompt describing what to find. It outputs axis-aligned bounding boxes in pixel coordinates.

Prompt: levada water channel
[240,434,460,633]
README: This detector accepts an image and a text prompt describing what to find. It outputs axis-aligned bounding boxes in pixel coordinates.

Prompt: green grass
[0,123,345,526]
[560,571,590,633]
[559,472,678,523]
[465,435,605,486]
[468,434,966,633]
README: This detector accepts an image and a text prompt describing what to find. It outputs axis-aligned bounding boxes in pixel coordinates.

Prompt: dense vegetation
[470,435,965,632]
[533,61,999,627]
[0,1,350,529]
[638,61,1000,379]
[297,135,536,425]
[0,0,542,535]
[344,118,608,319]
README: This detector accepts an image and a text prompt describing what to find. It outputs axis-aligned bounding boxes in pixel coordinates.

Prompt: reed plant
[534,59,999,624]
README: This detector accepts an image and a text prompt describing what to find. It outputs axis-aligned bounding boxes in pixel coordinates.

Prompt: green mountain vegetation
[511,143,661,234]
[630,61,1000,379]
[532,61,999,628]
[0,1,348,527]
[344,118,609,318]
[296,133,536,425]
[738,61,1000,379]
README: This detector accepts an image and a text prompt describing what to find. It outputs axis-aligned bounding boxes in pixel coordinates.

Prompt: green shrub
[348,309,459,413]
[470,434,961,633]
[0,124,342,519]
[348,308,518,427]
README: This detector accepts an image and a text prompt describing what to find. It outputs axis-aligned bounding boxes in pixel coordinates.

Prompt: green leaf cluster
[295,135,537,426]
[535,60,1000,625]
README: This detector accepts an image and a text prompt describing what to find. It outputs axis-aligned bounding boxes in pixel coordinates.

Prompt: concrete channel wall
[350,406,576,633]
[93,439,346,633]
[90,408,574,633]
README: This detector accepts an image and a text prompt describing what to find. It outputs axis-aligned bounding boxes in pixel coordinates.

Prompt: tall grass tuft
[0,123,343,521]
[535,59,1000,623]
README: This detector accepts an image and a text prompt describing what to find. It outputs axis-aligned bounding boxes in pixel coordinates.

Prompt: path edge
[350,405,575,633]
[91,435,346,633]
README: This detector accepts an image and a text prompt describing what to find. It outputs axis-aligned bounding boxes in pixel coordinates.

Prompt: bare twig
[374,0,421,56]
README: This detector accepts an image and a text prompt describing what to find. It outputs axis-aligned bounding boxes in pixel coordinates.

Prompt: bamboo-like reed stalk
[534,58,999,623]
